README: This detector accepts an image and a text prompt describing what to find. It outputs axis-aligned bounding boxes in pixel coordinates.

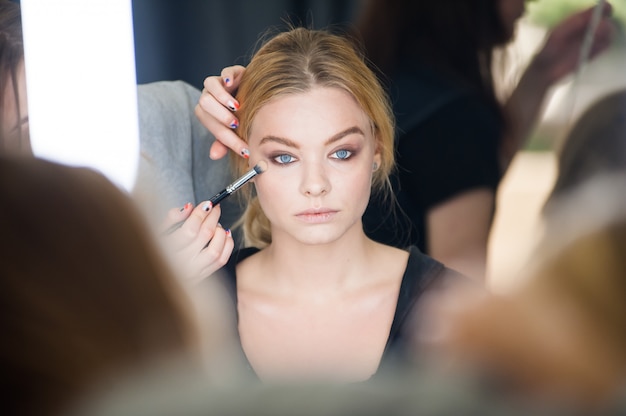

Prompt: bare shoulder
[367,242,410,283]
[234,249,266,291]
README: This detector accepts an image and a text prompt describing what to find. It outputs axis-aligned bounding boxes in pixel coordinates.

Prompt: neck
[260,225,377,294]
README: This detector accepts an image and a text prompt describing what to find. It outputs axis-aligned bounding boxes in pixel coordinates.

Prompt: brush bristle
[253,160,268,174]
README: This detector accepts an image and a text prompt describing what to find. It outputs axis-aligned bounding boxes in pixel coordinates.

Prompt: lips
[295,208,338,223]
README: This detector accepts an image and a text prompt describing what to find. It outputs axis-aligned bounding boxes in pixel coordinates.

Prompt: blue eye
[331,149,352,160]
[273,154,296,164]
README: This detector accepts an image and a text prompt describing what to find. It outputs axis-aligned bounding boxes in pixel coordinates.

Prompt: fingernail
[224,77,231,86]
[227,100,240,111]
[225,228,232,237]
[229,119,239,129]
[240,148,250,159]
[202,201,212,212]
[180,202,192,212]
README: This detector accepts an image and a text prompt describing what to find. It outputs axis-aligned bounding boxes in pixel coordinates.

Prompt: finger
[168,200,213,251]
[203,75,239,110]
[192,204,222,252]
[218,228,235,265]
[196,227,234,278]
[209,140,229,160]
[194,103,250,160]
[197,88,240,129]
[221,65,246,90]
[159,202,193,234]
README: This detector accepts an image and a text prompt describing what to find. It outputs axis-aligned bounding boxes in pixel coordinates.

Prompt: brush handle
[162,166,261,235]
[208,188,231,206]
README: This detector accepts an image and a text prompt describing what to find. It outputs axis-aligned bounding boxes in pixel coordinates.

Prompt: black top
[218,245,465,380]
[363,60,503,252]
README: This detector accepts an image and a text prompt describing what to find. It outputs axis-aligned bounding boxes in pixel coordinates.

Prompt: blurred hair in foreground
[427,173,626,410]
[0,156,228,416]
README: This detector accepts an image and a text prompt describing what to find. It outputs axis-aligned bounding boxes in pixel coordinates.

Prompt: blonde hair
[232,27,395,248]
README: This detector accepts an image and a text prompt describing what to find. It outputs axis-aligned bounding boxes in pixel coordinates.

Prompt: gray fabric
[133,80,243,231]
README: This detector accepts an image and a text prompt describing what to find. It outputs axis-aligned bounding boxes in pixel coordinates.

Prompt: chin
[292,228,346,246]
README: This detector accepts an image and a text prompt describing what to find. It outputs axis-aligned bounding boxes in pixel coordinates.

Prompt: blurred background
[131,0,361,88]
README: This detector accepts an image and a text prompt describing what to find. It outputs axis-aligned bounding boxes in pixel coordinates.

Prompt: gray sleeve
[133,80,241,229]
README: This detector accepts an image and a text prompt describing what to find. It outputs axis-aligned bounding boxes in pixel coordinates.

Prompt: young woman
[195,1,614,281]
[217,27,467,382]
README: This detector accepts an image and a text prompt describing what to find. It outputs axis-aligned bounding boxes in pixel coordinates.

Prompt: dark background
[131,0,363,89]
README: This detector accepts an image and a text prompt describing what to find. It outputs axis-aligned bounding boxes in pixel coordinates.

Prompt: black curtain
[132,0,362,88]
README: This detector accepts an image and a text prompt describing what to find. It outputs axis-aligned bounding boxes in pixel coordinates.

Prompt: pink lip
[295,209,338,223]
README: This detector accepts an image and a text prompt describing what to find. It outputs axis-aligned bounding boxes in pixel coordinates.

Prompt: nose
[299,161,331,197]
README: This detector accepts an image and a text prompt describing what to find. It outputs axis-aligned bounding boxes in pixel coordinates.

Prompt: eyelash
[270,148,355,166]
[330,149,353,160]
[272,154,297,165]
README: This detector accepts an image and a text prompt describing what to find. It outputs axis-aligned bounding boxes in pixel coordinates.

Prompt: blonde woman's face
[248,86,381,245]
[1,60,31,155]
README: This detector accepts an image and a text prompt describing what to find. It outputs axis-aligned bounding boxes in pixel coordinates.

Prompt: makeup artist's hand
[159,201,234,284]
[527,2,613,87]
[195,65,248,160]
[501,2,614,164]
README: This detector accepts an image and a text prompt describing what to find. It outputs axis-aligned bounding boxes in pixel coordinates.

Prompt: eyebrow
[259,126,365,148]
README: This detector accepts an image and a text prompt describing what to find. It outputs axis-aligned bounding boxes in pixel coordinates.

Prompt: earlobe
[372,153,382,172]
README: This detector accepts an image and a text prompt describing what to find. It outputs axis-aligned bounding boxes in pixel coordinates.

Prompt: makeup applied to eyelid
[258,126,366,148]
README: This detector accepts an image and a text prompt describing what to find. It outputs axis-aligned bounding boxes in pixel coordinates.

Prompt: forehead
[250,86,372,144]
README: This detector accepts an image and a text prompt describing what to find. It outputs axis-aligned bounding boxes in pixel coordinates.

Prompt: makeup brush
[164,160,268,235]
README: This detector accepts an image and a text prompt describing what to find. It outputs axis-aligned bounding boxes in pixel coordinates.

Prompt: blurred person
[0,156,236,416]
[0,0,30,155]
[427,174,626,410]
[421,89,626,407]
[213,26,470,383]
[543,88,626,216]
[195,1,614,281]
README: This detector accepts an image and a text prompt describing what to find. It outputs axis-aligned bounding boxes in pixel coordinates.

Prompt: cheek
[338,165,375,206]
[254,174,292,214]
